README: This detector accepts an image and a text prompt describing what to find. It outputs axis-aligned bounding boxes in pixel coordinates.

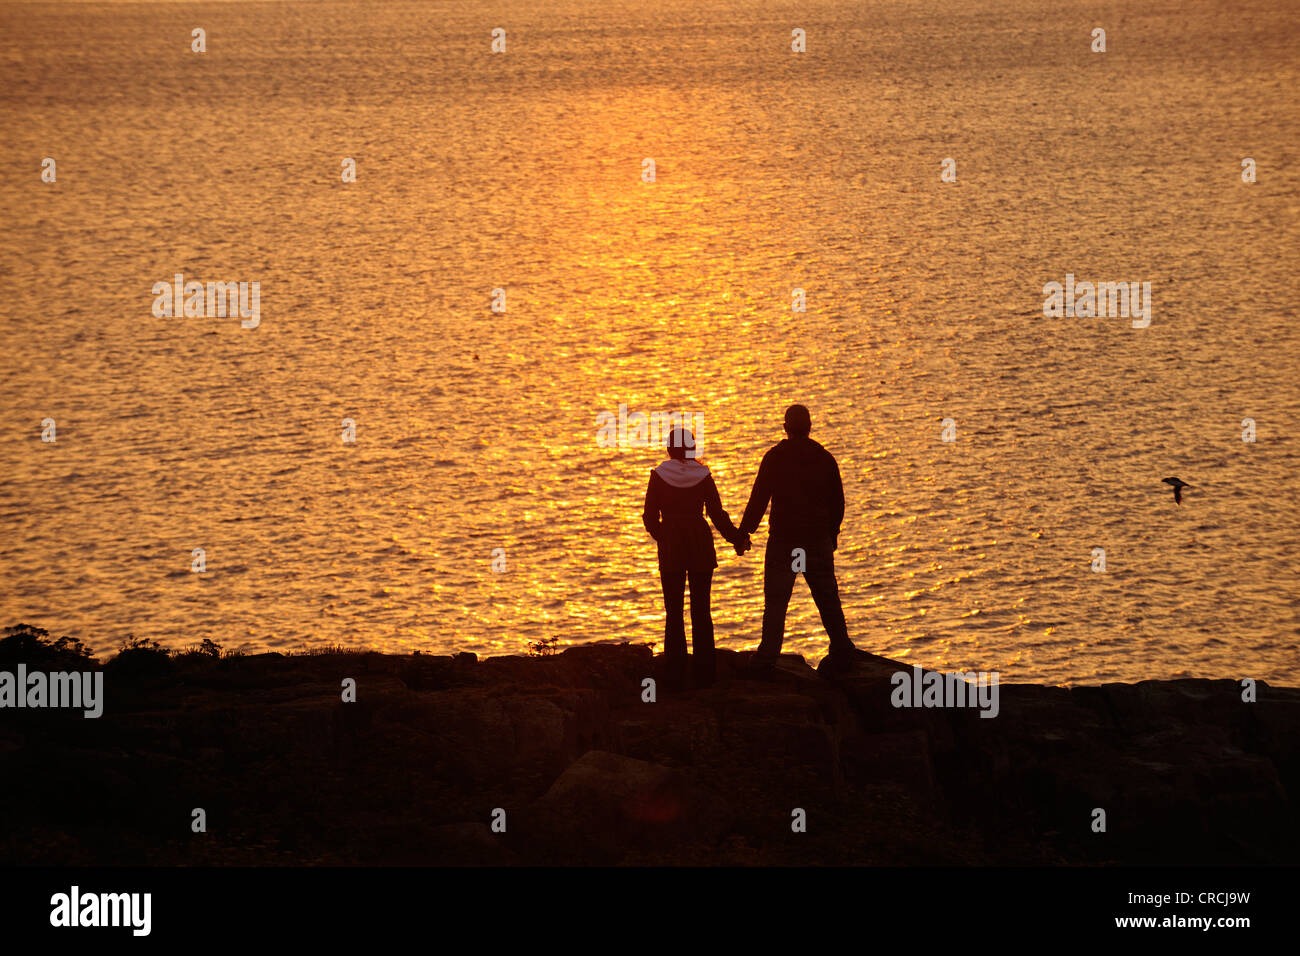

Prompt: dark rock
[3,636,1296,865]
[517,750,730,863]
[841,729,939,804]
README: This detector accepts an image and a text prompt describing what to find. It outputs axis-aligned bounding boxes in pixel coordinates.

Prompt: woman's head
[666,427,696,460]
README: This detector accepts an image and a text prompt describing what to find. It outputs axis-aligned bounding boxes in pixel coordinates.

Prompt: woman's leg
[687,568,716,687]
[661,567,688,687]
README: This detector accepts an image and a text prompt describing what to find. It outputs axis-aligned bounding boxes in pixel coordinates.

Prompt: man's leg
[661,567,688,686]
[756,540,796,662]
[686,568,716,687]
[804,547,855,655]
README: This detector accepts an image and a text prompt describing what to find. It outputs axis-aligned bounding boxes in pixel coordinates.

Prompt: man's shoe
[740,652,779,678]
[821,645,873,675]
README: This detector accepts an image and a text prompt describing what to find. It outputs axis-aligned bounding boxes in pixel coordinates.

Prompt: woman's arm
[642,471,663,540]
[703,476,743,545]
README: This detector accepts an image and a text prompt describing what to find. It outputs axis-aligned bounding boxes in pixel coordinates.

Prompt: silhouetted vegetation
[175,637,227,661]
[291,643,374,656]
[0,623,97,669]
[529,636,560,657]
[105,635,174,681]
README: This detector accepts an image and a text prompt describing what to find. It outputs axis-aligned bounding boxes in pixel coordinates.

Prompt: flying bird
[1162,476,1191,505]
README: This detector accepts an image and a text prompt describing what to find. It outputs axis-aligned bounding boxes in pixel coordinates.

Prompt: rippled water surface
[2,0,1298,684]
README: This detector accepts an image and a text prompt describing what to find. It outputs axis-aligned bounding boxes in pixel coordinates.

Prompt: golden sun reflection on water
[0,0,1297,686]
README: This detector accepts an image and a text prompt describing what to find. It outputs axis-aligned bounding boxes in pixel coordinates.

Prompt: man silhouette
[739,404,868,672]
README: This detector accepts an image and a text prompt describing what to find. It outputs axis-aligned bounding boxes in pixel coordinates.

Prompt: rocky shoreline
[2,638,1297,865]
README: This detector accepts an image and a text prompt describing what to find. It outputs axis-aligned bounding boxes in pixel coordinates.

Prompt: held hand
[734,532,752,556]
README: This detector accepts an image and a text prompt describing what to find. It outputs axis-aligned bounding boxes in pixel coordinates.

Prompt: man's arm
[739,451,773,535]
[829,453,845,543]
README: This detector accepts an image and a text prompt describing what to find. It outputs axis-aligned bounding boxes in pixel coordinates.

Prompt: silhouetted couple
[642,404,869,689]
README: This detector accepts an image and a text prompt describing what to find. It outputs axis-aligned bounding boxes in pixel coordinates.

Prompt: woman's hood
[654,458,711,488]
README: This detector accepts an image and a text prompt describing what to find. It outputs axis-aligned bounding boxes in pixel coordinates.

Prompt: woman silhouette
[642,427,750,688]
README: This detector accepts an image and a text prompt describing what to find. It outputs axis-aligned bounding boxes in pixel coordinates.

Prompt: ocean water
[1,0,1297,685]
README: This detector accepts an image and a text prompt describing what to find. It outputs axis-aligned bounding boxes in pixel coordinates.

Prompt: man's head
[783,404,811,438]
[666,427,696,460]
